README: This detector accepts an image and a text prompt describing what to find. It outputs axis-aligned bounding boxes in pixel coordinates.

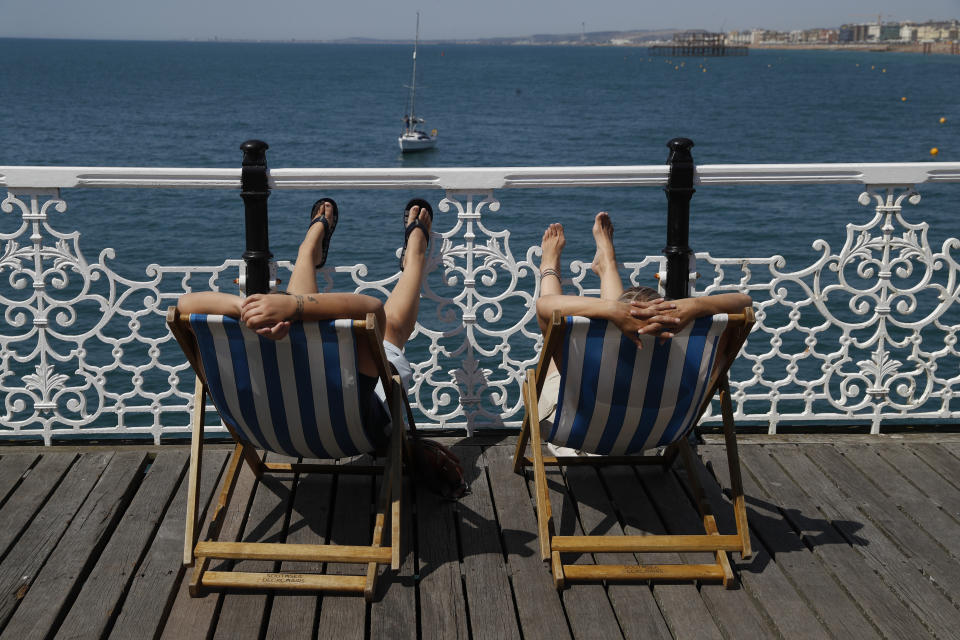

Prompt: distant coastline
[1,35,957,55]
[749,41,959,54]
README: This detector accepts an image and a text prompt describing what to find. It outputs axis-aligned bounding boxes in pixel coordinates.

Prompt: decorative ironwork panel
[1,179,958,443]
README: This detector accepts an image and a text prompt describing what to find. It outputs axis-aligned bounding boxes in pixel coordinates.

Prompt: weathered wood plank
[3,451,148,639]
[483,445,571,640]
[911,443,960,493]
[416,481,469,640]
[453,444,520,640]
[213,454,296,640]
[53,451,188,640]
[882,443,960,519]
[0,453,76,560]
[262,470,332,640]
[693,446,867,640]
[639,465,777,638]
[701,445,880,640]
[562,465,672,640]
[0,453,39,507]
[767,444,958,639]
[314,468,372,640]
[159,450,263,640]
[545,465,624,639]
[806,444,960,604]
[600,464,723,640]
[738,444,933,640]
[0,451,112,630]
[369,479,416,640]
[109,449,229,640]
[839,443,960,563]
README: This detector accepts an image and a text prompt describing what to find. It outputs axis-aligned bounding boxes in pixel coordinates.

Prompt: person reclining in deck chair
[534,212,752,454]
[177,197,434,435]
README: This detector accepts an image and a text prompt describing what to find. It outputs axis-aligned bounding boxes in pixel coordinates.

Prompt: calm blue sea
[2,38,958,273]
[1,39,958,433]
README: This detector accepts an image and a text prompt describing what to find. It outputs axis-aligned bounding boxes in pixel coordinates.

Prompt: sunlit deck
[2,434,959,639]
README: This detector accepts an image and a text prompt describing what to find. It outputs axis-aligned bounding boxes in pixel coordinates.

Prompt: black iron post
[240,139,272,295]
[663,137,696,300]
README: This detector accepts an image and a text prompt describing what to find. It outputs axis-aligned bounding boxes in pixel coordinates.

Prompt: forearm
[536,295,618,325]
[686,293,752,317]
[176,292,243,317]
[297,293,386,325]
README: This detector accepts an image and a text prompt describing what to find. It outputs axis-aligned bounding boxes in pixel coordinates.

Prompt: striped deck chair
[167,306,408,600]
[513,308,754,588]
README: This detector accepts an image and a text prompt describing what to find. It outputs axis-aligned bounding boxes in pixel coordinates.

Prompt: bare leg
[538,223,566,374]
[591,211,624,301]
[539,223,565,298]
[286,199,336,294]
[383,204,432,349]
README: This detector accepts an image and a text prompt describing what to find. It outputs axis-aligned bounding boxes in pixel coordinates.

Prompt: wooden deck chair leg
[208,443,245,540]
[366,469,390,601]
[512,412,531,474]
[190,442,246,596]
[365,379,407,599]
[524,369,553,562]
[719,374,752,561]
[390,378,409,570]
[184,375,205,567]
[679,438,735,587]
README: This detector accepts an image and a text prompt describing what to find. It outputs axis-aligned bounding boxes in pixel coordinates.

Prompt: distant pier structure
[648,31,748,57]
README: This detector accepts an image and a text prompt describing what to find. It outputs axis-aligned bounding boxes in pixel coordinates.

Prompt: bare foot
[591,212,617,278]
[540,223,565,272]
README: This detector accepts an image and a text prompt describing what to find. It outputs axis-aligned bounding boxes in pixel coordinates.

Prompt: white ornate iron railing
[2,162,959,443]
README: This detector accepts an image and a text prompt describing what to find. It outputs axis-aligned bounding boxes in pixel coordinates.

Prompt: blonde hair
[618,286,667,303]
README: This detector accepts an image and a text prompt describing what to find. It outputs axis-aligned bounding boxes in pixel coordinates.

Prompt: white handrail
[3,162,960,190]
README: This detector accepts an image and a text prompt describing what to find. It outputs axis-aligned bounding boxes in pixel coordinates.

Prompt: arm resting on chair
[536,295,678,347]
[176,291,387,336]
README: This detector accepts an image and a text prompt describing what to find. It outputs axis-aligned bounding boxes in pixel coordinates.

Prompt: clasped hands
[239,293,295,340]
[615,297,692,347]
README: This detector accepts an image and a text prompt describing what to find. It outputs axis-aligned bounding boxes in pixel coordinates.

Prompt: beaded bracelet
[291,294,304,322]
[540,268,561,281]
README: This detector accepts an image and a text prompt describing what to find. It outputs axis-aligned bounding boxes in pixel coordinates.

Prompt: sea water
[1,39,958,432]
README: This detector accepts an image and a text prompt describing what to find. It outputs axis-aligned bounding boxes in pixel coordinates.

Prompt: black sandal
[400,198,433,271]
[308,198,338,269]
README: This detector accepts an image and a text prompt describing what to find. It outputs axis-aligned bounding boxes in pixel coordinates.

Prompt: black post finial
[663,137,696,300]
[240,139,272,295]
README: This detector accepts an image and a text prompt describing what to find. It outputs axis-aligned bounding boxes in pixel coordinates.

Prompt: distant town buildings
[727,19,958,46]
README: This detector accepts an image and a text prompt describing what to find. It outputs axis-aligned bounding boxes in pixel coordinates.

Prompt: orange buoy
[930,147,939,156]
[940,117,947,124]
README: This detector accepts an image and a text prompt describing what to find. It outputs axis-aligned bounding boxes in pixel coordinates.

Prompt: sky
[0,0,958,41]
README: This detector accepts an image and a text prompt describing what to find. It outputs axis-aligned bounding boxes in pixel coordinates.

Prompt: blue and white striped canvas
[189,314,385,459]
[548,314,729,456]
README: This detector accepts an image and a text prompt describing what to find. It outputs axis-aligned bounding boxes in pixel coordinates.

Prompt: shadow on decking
[1,434,959,639]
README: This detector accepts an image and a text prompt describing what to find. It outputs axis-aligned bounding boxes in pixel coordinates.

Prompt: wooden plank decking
[1,435,960,639]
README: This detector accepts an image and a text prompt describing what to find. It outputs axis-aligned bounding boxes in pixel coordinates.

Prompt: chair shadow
[497,446,870,579]
[411,438,538,581]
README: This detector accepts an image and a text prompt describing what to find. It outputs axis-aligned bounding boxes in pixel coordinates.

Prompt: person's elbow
[536,296,562,325]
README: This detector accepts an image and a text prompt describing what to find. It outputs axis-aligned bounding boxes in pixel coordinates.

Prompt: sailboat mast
[408,12,420,126]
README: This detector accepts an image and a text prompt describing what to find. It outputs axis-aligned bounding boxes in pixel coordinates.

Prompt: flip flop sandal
[308,198,339,268]
[400,198,434,271]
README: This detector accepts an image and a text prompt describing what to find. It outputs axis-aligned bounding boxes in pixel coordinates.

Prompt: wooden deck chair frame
[167,306,409,601]
[513,308,754,589]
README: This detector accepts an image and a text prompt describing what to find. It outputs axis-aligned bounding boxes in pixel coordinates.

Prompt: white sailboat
[398,12,437,152]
